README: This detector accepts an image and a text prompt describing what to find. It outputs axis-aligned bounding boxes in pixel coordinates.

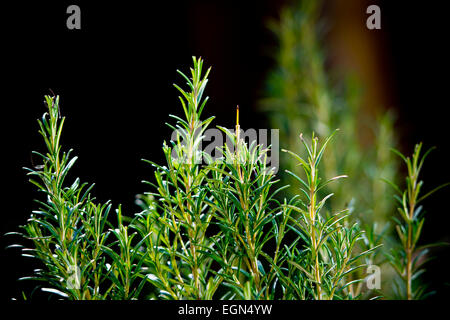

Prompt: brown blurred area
[187,0,397,146]
[324,0,396,149]
[327,0,395,114]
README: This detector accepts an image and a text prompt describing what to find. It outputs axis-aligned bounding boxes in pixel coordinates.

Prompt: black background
[1,0,449,304]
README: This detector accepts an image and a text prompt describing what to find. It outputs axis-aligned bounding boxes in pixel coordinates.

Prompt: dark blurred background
[1,0,449,300]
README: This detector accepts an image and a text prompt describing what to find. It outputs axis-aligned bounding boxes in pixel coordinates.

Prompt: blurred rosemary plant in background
[261,0,397,225]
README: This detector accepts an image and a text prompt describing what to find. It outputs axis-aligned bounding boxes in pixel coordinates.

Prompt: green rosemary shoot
[386,143,450,299]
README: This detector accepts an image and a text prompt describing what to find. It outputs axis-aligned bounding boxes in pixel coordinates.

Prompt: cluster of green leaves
[261,0,397,220]
[205,119,284,299]
[280,132,377,299]
[385,144,450,299]
[131,57,218,299]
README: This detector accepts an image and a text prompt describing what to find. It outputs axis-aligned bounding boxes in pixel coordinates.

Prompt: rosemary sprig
[134,57,217,299]
[282,132,377,300]
[385,143,450,299]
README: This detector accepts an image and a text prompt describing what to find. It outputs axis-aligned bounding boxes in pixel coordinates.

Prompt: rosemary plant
[205,106,285,299]
[16,95,112,299]
[132,57,219,299]
[133,58,287,300]
[385,143,449,299]
[11,96,148,300]
[280,132,376,299]
[128,57,371,300]
[260,0,398,297]
[9,56,447,301]
[261,0,397,224]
